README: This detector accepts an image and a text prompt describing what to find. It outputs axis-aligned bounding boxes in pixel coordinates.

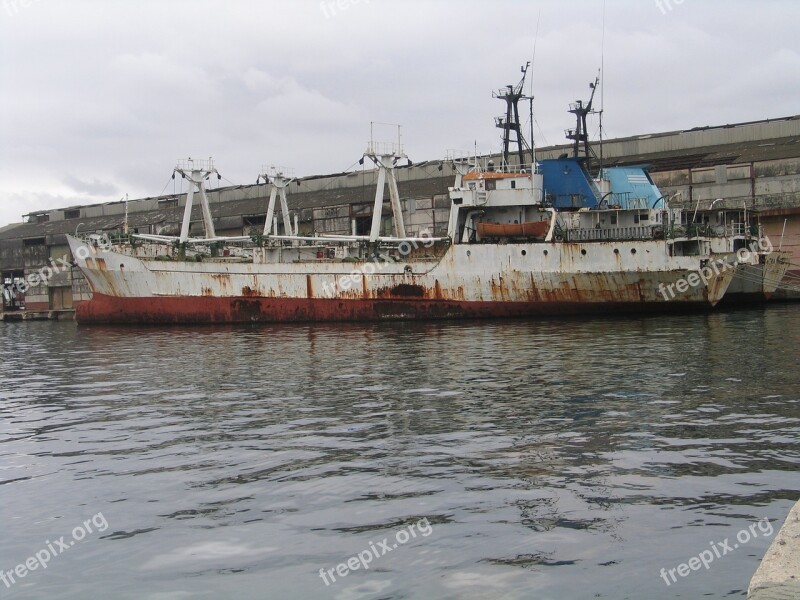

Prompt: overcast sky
[1,0,798,228]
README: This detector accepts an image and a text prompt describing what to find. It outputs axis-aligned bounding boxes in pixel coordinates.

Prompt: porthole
[543,250,548,256]
[581,249,587,256]
[631,248,637,255]
[613,249,619,255]
[521,250,527,256]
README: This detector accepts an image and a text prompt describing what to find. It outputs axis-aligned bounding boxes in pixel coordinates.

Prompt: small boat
[477,221,550,239]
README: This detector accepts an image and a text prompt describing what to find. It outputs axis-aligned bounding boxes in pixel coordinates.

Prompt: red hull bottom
[75,293,714,324]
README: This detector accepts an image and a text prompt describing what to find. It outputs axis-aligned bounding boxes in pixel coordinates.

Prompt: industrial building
[2,115,799,318]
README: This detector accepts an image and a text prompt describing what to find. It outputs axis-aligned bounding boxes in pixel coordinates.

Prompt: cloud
[61,175,119,197]
[0,191,81,224]
[0,0,798,228]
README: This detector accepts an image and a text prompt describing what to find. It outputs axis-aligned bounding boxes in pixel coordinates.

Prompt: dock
[749,500,800,599]
[0,310,74,322]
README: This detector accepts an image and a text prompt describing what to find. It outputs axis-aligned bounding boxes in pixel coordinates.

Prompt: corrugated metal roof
[585,136,800,172]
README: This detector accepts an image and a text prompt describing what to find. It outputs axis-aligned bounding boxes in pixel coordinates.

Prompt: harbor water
[1,306,799,599]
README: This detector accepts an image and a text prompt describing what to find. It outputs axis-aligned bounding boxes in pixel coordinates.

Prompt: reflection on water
[1,306,799,599]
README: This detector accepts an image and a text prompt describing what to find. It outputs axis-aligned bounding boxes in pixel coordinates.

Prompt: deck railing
[564,226,657,242]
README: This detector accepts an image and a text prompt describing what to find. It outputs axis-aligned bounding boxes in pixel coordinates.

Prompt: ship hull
[76,291,727,324]
[720,251,792,305]
[67,236,736,324]
[774,269,800,301]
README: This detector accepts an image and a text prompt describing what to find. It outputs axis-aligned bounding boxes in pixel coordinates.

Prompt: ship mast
[259,166,297,237]
[566,74,600,160]
[493,63,534,170]
[363,123,407,242]
[176,157,219,242]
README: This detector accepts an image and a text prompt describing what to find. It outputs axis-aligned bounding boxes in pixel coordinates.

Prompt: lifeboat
[477,221,550,239]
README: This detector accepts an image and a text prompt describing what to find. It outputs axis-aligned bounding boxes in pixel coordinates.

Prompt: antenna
[529,8,542,170]
[123,193,129,234]
[599,0,606,174]
[529,98,535,172]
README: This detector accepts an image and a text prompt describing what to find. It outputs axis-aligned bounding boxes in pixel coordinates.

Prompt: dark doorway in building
[355,216,371,236]
[2,272,25,311]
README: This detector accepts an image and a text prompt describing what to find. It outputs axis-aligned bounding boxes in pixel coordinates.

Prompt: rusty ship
[67,69,785,325]
[65,157,745,324]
